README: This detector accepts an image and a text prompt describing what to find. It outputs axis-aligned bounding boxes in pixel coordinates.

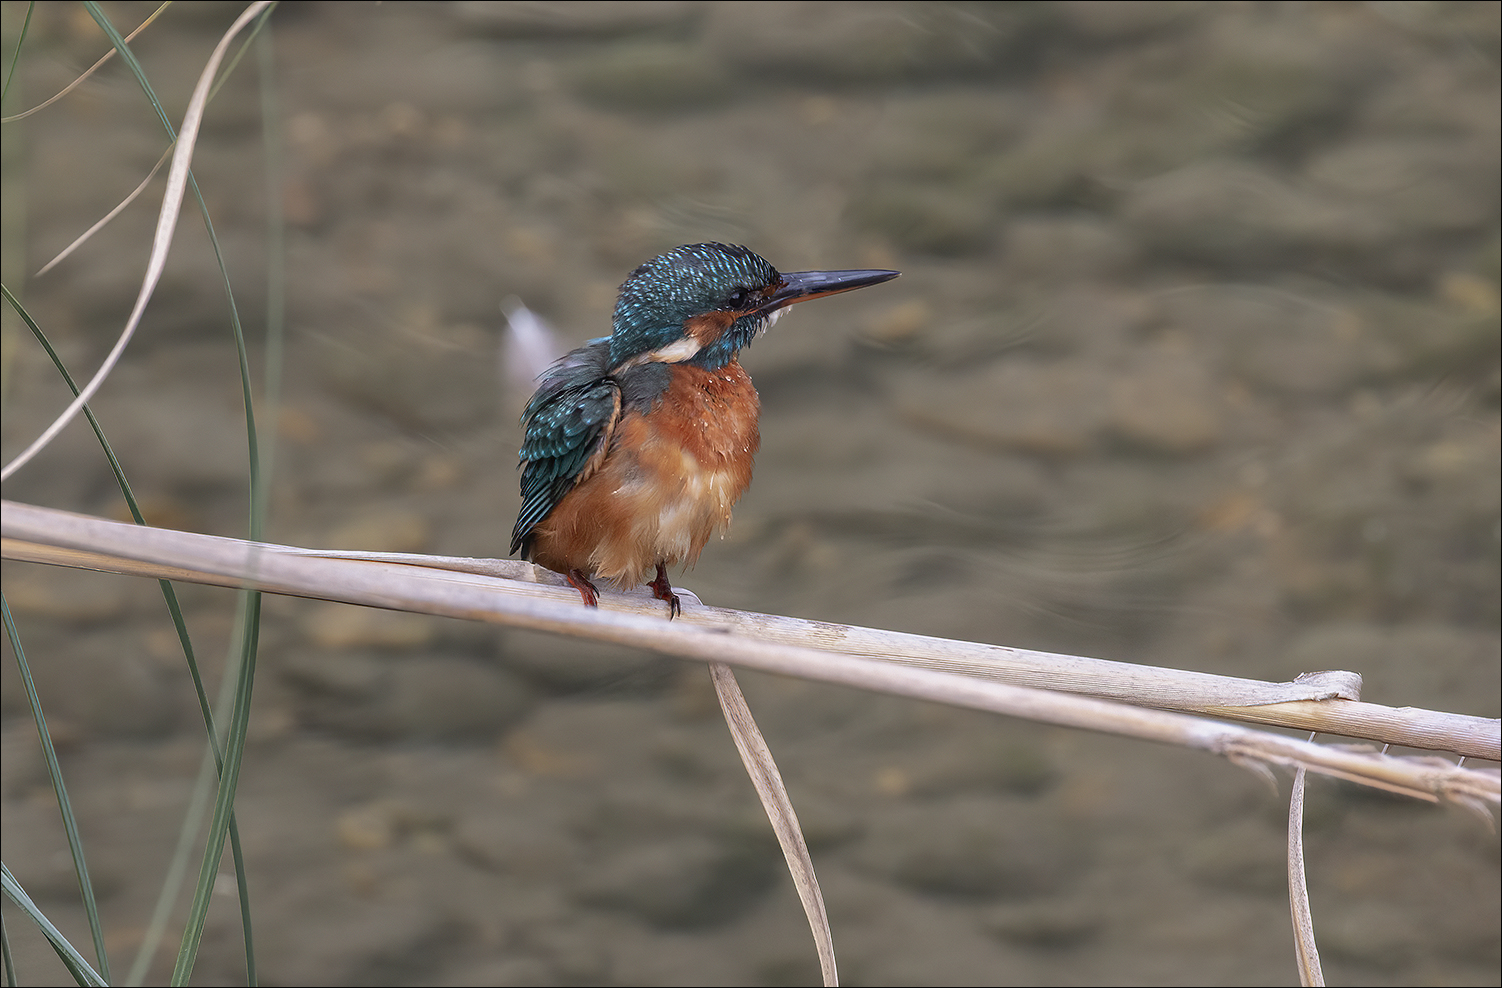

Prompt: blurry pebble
[864,299,932,344]
[900,361,1109,456]
[302,604,436,650]
[1107,350,1222,454]
[574,834,778,929]
[280,648,387,698]
[453,813,575,877]
[568,42,731,111]
[337,801,400,851]
[853,798,1083,899]
[456,1,697,37]
[385,657,535,740]
[1182,818,1286,894]
[4,565,131,624]
[499,628,678,693]
[325,509,431,553]
[1318,902,1425,969]
[982,899,1102,949]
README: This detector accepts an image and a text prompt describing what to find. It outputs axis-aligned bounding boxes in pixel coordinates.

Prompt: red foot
[566,568,599,608]
[648,562,682,619]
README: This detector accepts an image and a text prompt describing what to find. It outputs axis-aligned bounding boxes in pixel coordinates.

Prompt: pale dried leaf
[1288,767,1324,987]
[711,662,837,987]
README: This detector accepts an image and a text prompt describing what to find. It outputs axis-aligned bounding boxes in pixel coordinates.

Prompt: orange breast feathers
[524,361,761,588]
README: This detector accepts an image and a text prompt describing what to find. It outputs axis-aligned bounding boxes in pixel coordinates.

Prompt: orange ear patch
[682,310,741,345]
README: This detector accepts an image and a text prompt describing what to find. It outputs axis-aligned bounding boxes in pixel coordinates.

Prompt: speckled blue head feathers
[609,243,780,370]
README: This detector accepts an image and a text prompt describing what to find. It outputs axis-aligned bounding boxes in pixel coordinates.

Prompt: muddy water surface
[2,3,1498,985]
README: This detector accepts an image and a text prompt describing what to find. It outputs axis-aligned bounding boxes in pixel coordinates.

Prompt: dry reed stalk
[3,500,1495,759]
[5,499,1498,810]
[1288,766,1324,987]
[710,662,837,987]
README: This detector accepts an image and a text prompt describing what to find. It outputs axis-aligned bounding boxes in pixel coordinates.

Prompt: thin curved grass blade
[7,4,275,980]
[1,864,106,987]
[1,1,35,111]
[2,595,110,982]
[0,0,273,483]
[0,284,257,986]
[35,144,172,277]
[2,907,18,986]
[171,593,261,985]
[78,7,273,984]
[1,2,169,123]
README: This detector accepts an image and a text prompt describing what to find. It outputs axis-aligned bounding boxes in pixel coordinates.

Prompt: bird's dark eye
[725,287,750,309]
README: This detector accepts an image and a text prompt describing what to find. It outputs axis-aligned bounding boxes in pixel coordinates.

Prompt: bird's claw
[566,568,600,608]
[649,563,682,620]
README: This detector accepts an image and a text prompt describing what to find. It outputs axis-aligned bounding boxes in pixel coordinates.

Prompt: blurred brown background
[2,2,1498,984]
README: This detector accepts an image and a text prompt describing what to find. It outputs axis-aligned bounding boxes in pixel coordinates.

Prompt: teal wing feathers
[511,340,620,556]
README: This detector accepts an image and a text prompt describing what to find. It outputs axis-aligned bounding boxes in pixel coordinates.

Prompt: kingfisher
[510,243,899,617]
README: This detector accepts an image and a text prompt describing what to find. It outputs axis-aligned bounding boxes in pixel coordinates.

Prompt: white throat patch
[640,335,703,364]
[622,308,783,368]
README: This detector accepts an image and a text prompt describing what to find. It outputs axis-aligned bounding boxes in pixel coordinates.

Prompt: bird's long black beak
[763,268,900,311]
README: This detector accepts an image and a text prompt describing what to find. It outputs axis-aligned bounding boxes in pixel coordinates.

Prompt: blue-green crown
[609,243,778,369]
